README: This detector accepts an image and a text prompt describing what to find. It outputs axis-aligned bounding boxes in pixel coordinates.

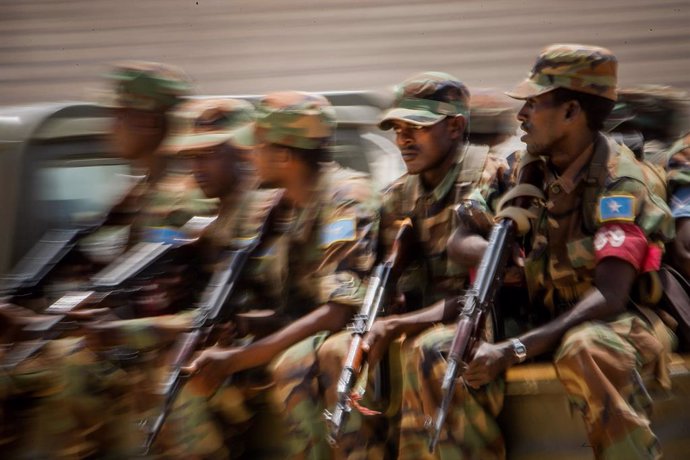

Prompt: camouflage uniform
[314,73,516,460]
[175,92,380,459]
[98,98,259,458]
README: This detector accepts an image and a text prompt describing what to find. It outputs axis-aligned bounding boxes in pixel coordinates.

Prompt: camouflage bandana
[234,91,336,150]
[506,44,618,102]
[162,98,255,155]
[102,61,193,111]
[379,71,470,130]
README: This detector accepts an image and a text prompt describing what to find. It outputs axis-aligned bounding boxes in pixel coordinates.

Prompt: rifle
[0,217,217,371]
[0,224,103,299]
[142,190,284,454]
[427,218,515,453]
[324,217,414,446]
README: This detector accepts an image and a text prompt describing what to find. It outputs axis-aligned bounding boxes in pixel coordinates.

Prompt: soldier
[666,133,690,280]
[408,44,674,460]
[312,72,515,459]
[182,91,380,458]
[0,61,214,459]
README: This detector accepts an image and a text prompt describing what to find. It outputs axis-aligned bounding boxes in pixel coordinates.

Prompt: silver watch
[510,338,527,363]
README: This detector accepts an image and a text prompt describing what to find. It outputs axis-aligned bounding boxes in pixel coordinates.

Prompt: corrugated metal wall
[1,0,689,105]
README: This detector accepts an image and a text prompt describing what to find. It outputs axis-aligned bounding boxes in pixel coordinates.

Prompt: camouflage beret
[380,71,470,130]
[103,61,193,111]
[469,89,519,134]
[162,98,255,155]
[506,44,617,102]
[237,91,336,150]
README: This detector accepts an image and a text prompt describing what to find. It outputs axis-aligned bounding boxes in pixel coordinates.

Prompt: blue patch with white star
[671,186,690,219]
[598,195,635,223]
[320,218,356,248]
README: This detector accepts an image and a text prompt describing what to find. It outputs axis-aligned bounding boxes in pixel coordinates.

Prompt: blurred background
[2,0,689,105]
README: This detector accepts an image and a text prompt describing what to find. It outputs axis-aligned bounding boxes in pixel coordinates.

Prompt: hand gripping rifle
[324,217,414,446]
[0,217,217,371]
[142,190,284,454]
[427,180,544,453]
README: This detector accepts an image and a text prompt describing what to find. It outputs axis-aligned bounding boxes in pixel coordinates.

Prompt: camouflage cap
[161,98,255,155]
[469,89,519,134]
[506,44,617,102]
[103,61,193,111]
[606,85,690,140]
[236,91,336,150]
[379,71,470,130]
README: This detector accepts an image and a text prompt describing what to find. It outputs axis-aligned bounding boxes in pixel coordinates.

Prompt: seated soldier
[312,73,515,460]
[403,44,675,460]
[182,91,380,459]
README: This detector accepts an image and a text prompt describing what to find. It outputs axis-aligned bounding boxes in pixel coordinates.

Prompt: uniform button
[550,183,561,194]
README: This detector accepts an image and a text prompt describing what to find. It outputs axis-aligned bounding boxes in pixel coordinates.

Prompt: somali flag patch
[671,186,690,219]
[598,195,635,223]
[320,218,356,248]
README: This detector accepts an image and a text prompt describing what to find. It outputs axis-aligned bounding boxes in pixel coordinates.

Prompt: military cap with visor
[162,98,255,155]
[379,71,470,130]
[102,60,193,112]
[506,44,618,102]
[232,91,336,151]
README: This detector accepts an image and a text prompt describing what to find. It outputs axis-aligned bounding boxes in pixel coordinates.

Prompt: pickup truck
[1,94,688,459]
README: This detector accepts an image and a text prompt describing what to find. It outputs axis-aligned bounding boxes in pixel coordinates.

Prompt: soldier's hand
[464,341,513,389]
[361,319,396,367]
[181,345,240,396]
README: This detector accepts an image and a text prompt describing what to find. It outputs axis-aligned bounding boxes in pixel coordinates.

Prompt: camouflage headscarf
[162,98,255,155]
[102,61,193,112]
[379,71,470,130]
[233,91,336,150]
[506,44,618,102]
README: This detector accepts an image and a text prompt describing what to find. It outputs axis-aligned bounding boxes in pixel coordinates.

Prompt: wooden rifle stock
[428,219,515,453]
[324,217,414,445]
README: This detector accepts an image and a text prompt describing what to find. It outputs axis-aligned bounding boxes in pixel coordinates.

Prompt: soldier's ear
[564,101,580,121]
[447,115,467,139]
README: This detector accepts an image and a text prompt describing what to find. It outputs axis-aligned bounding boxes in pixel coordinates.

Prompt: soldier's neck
[548,131,597,175]
[284,164,320,208]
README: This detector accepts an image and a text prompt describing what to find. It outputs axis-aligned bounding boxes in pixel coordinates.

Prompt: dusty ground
[1,0,689,105]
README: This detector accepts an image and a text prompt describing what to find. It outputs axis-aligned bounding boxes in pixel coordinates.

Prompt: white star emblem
[607,200,622,213]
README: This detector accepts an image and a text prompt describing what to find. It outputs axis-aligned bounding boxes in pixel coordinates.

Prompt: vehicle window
[35,163,131,226]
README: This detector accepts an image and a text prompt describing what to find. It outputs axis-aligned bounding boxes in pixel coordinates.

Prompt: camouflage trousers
[398,324,505,460]
[270,331,389,460]
[399,313,666,460]
[554,313,664,460]
[0,337,140,459]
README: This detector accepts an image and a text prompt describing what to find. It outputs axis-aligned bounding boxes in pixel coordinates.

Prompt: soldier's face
[391,118,458,175]
[190,145,237,198]
[517,93,567,156]
[110,108,166,159]
[252,142,287,187]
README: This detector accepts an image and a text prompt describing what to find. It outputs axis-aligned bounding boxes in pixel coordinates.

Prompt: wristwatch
[510,338,527,363]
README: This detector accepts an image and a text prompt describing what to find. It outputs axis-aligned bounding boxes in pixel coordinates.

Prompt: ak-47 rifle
[142,190,284,454]
[0,216,217,371]
[427,217,515,452]
[324,217,414,446]
[0,224,104,299]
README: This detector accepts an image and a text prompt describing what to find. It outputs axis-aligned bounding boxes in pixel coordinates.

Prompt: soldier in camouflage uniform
[182,91,380,459]
[408,44,674,460]
[313,73,515,460]
[89,97,260,458]
[665,132,690,280]
[0,61,217,459]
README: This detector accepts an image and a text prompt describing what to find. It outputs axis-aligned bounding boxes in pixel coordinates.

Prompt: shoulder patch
[598,195,635,223]
[320,218,356,248]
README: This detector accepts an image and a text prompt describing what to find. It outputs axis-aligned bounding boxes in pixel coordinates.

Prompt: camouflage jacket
[236,162,379,319]
[380,145,512,308]
[524,133,674,315]
[663,133,690,218]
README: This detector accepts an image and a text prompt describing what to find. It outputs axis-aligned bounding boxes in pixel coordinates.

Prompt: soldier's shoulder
[325,163,377,205]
